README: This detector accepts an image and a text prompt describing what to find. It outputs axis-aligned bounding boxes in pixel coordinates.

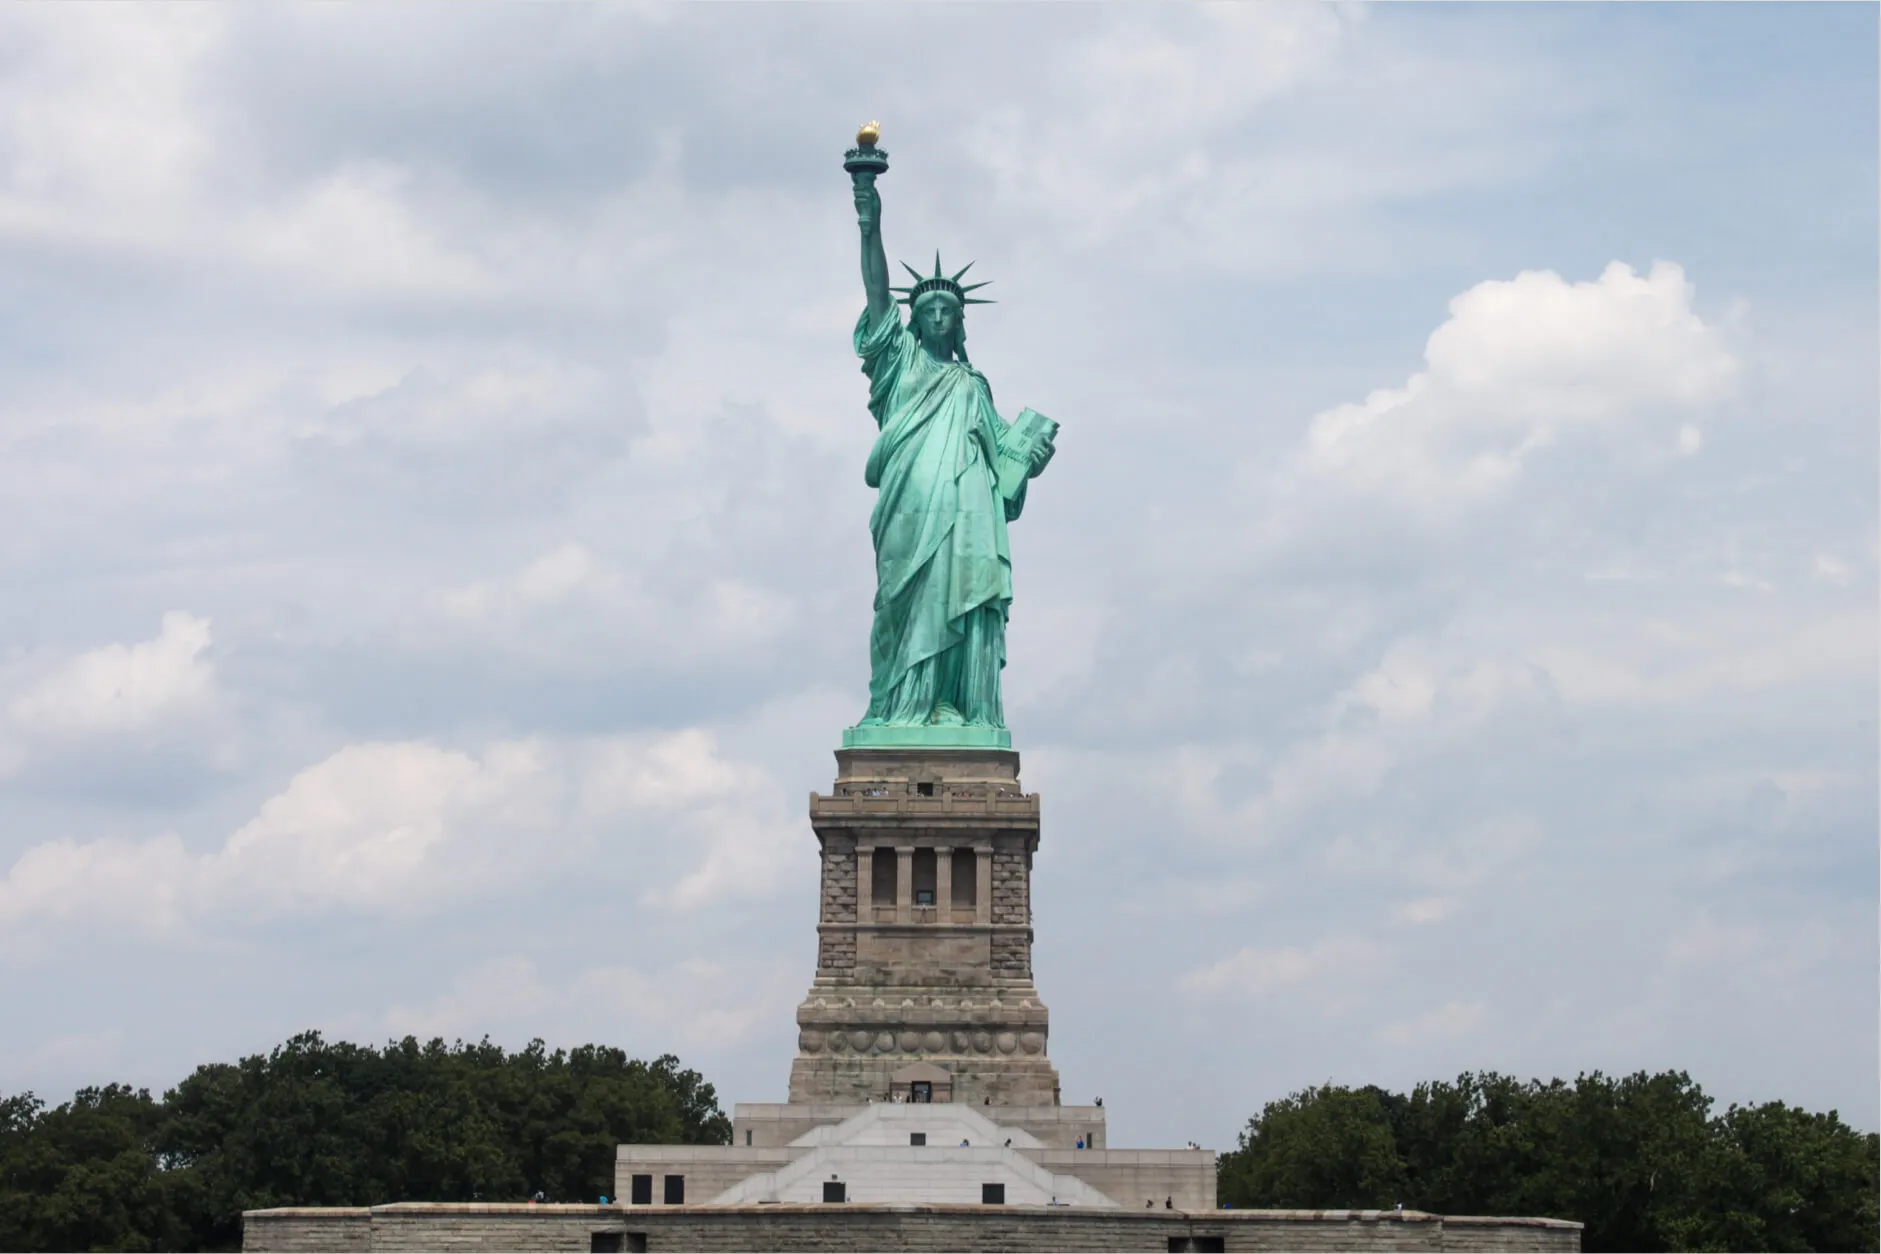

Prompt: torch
[844,120,889,190]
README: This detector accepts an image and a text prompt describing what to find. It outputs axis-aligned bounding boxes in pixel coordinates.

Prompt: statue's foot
[929,702,966,726]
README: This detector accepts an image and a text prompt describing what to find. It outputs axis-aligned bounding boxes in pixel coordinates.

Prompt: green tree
[1217,1083,1406,1208]
[155,1032,731,1249]
[0,1084,199,1252]
[1219,1072,1880,1253]
[1684,1101,1880,1252]
[2,1033,731,1252]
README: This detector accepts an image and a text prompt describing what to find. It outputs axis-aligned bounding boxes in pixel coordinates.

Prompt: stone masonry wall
[987,847,1033,976]
[820,838,857,924]
[990,932,1029,976]
[818,928,856,972]
[990,851,1028,925]
[244,1209,369,1253]
[245,1203,1582,1253]
[818,837,858,972]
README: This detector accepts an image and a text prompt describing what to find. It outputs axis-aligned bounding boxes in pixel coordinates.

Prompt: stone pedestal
[787,748,1061,1107]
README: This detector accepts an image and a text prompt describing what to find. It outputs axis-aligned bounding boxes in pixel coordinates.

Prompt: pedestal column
[975,849,993,925]
[895,847,913,923]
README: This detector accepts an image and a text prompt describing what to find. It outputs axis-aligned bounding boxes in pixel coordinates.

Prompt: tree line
[1217,1070,1878,1252]
[0,1031,731,1251]
[5,1041,1875,1252]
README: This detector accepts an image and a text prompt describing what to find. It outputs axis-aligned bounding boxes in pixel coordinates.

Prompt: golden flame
[856,121,881,148]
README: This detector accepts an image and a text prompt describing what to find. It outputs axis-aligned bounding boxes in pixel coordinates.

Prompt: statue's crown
[891,253,994,308]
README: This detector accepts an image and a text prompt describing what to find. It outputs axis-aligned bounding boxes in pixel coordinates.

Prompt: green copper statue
[841,124,1057,750]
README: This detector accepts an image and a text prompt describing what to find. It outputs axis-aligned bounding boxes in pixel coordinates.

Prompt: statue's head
[893,253,992,362]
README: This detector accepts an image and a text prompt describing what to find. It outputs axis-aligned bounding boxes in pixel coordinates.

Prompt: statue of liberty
[841,125,1057,749]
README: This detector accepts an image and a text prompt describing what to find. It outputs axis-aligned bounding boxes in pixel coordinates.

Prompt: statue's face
[914,297,959,351]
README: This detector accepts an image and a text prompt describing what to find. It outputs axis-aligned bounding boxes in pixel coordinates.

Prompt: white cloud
[0,834,193,935]
[1378,1000,1489,1047]
[211,739,537,911]
[0,7,223,249]
[0,729,799,939]
[1294,261,1739,518]
[0,614,224,780]
[7,612,215,738]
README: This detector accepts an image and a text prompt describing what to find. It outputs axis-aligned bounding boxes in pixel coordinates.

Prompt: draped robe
[854,304,1022,727]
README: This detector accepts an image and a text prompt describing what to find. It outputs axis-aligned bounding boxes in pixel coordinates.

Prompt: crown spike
[891,251,998,310]
[962,297,996,305]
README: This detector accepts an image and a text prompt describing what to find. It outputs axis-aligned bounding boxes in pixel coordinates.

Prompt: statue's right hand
[854,184,880,232]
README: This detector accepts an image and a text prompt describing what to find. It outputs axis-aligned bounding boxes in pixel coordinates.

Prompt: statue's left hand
[1028,432,1056,476]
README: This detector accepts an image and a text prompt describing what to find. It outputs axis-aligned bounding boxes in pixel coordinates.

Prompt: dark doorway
[628,1175,652,1206]
[823,1181,847,1203]
[590,1234,623,1253]
[981,1183,1005,1205]
[910,1132,926,1146]
[662,1175,685,1205]
[911,1081,932,1103]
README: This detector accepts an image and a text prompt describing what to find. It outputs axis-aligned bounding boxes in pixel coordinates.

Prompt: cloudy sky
[0,4,1874,1150]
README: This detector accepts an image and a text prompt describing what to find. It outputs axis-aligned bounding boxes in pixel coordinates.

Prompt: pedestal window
[912,848,937,905]
[951,849,977,907]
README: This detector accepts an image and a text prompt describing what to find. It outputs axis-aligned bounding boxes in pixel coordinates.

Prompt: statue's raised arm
[848,123,893,321]
[855,183,892,320]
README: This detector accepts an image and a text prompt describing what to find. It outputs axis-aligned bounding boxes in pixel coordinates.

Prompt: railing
[814,790,1038,818]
